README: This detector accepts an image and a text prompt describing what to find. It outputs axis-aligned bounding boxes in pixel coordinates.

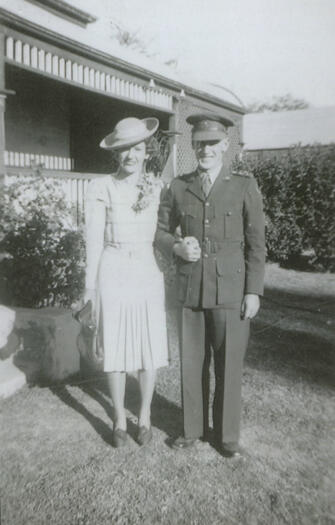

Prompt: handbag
[73,300,96,330]
[73,301,104,371]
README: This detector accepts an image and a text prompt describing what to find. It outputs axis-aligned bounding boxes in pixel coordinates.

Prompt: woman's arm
[84,179,107,302]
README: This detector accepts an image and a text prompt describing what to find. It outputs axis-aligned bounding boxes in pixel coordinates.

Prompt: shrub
[242,144,335,271]
[0,169,85,307]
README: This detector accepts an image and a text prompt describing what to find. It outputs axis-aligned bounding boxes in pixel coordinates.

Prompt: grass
[0,263,334,525]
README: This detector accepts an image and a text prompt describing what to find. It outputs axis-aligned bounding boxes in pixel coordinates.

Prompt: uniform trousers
[179,307,250,447]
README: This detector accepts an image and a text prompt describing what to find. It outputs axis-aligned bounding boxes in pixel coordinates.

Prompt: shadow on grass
[247,280,335,389]
[75,375,183,442]
[46,372,183,445]
[263,285,335,314]
[247,323,334,389]
[49,383,115,446]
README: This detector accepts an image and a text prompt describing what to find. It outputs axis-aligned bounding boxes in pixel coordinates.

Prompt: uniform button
[237,268,241,273]
[204,237,209,241]
[205,202,210,207]
[205,219,209,224]
[226,211,232,216]
[204,253,208,258]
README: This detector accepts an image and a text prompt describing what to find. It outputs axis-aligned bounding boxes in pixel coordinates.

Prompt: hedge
[243,144,335,271]
[0,170,85,308]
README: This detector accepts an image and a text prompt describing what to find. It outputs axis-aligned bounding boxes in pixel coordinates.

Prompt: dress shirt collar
[198,163,223,185]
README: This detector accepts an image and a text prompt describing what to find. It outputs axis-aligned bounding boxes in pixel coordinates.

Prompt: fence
[4,168,105,225]
[4,144,175,225]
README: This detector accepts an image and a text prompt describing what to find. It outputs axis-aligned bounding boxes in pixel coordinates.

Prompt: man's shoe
[112,428,128,448]
[137,426,153,446]
[172,436,198,450]
[220,444,244,458]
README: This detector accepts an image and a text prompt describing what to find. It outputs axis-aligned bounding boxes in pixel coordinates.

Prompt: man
[155,113,265,457]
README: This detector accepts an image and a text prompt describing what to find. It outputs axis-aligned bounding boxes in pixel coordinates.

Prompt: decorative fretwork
[5,36,173,112]
[146,130,172,176]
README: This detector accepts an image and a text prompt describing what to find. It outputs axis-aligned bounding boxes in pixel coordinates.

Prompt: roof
[0,0,245,113]
[31,0,97,25]
[243,107,335,150]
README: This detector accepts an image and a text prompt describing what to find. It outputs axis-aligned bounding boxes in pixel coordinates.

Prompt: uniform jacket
[154,165,265,309]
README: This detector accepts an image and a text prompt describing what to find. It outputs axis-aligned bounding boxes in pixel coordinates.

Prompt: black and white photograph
[0,0,334,523]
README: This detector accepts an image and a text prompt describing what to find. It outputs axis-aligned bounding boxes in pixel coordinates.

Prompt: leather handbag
[73,301,104,371]
[73,300,96,330]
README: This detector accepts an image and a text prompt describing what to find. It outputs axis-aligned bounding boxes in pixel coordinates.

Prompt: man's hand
[241,294,260,319]
[173,236,201,262]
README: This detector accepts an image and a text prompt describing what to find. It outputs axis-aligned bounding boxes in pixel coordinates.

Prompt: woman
[84,117,169,448]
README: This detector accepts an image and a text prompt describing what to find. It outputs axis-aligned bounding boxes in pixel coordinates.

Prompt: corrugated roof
[243,107,335,150]
[0,0,244,111]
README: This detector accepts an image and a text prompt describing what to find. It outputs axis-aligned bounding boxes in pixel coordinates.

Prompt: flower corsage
[132,172,161,213]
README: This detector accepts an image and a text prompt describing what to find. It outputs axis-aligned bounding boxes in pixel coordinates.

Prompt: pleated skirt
[98,245,169,372]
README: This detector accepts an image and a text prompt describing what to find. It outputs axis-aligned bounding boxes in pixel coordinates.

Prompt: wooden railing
[4,148,175,225]
[4,167,105,224]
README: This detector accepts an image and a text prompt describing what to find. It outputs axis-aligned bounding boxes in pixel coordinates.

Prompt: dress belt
[104,241,153,258]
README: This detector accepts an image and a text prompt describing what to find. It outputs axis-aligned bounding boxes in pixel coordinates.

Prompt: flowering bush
[241,144,335,271]
[0,169,85,307]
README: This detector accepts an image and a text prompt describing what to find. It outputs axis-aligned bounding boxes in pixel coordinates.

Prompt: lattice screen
[176,100,198,174]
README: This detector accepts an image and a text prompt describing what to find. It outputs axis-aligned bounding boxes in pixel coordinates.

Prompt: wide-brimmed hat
[100,117,159,150]
[187,112,234,141]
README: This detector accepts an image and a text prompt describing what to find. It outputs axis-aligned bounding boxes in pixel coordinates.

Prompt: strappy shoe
[112,428,128,448]
[137,426,153,446]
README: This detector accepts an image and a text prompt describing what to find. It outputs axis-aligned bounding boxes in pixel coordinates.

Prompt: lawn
[0,263,334,525]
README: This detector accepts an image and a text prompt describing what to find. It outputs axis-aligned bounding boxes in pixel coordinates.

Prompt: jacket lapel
[185,171,205,201]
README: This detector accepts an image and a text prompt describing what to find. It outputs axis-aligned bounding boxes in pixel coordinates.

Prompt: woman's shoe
[137,426,153,446]
[112,428,128,448]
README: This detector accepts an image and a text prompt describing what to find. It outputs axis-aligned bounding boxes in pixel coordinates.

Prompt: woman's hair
[109,136,158,173]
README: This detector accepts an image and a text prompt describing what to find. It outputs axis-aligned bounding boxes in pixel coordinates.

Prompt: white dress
[85,173,169,372]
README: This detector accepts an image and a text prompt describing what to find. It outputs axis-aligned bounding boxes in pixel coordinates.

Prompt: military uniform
[155,114,265,451]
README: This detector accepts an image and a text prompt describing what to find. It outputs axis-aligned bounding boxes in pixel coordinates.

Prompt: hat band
[192,130,228,141]
[114,129,151,142]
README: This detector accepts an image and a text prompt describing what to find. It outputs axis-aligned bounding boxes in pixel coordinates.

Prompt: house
[243,107,335,159]
[0,0,245,216]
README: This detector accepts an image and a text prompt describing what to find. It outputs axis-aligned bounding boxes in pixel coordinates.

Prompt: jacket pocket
[216,244,245,303]
[181,204,197,235]
[224,211,244,239]
[214,204,243,239]
[177,261,193,301]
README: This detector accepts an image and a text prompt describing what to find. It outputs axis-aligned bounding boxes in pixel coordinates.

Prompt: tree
[110,20,178,67]
[247,93,309,113]
[110,21,153,57]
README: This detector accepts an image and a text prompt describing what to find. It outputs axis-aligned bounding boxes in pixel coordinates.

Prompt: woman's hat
[100,117,159,150]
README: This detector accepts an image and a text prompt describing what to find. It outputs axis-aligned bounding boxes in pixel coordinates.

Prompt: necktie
[200,172,212,197]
